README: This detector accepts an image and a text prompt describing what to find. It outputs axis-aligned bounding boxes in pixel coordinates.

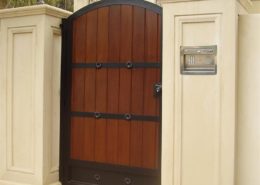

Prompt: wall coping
[238,0,253,11]
[0,4,71,19]
[238,0,260,13]
[159,0,260,13]
[159,0,207,4]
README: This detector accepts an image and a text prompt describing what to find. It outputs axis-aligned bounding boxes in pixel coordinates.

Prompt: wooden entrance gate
[60,1,162,185]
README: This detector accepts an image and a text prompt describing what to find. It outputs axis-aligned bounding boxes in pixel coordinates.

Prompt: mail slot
[180,45,217,75]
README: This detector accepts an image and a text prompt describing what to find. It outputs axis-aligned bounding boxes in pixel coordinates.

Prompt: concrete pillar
[161,1,238,185]
[0,5,70,185]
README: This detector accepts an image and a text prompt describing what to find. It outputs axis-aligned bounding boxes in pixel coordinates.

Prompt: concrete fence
[0,1,260,185]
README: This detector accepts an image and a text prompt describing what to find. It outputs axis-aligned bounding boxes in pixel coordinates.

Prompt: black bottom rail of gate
[65,160,160,185]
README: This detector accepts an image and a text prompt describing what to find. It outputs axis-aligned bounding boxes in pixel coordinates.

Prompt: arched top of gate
[66,0,162,21]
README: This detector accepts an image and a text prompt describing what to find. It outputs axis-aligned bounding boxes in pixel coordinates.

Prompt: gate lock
[154,83,162,97]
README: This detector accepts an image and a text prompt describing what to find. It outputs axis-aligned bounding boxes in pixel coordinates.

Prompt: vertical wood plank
[95,7,109,163]
[70,71,86,160]
[70,5,161,169]
[142,10,158,169]
[71,16,86,112]
[73,16,86,64]
[118,5,132,165]
[70,16,86,161]
[130,6,145,168]
[70,118,84,160]
[71,69,84,112]
[106,5,121,164]
[156,15,162,116]
[82,10,98,161]
[155,14,162,167]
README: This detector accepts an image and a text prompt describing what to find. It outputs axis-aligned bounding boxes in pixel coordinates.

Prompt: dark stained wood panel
[96,7,109,63]
[62,2,162,185]
[85,10,98,63]
[71,69,85,112]
[94,7,109,163]
[82,10,98,161]
[118,5,133,166]
[70,15,87,161]
[70,118,84,160]
[156,15,162,116]
[82,73,96,161]
[142,122,159,168]
[155,15,162,165]
[71,15,86,112]
[130,121,143,167]
[130,6,145,168]
[106,5,121,164]
[68,4,161,170]
[142,10,159,169]
[144,10,158,116]
[82,118,95,161]
[84,69,96,112]
[84,10,97,112]
[131,7,145,115]
[73,15,86,64]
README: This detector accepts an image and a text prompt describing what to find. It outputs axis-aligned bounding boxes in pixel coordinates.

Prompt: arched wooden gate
[60,1,162,185]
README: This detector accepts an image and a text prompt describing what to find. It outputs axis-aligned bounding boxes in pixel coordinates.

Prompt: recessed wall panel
[50,31,61,173]
[182,22,216,46]
[175,15,221,185]
[7,28,35,174]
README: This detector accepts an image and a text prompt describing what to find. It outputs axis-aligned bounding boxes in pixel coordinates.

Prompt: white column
[237,15,260,185]
[161,1,238,185]
[0,5,70,185]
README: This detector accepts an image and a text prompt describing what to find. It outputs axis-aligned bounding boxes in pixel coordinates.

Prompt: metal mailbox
[180,45,217,75]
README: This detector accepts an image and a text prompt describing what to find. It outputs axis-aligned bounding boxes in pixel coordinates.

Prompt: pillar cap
[0,4,71,19]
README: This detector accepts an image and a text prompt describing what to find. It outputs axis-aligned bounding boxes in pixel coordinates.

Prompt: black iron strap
[72,62,161,69]
[71,112,160,122]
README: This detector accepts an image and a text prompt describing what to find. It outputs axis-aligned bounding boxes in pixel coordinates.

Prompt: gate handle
[154,82,162,96]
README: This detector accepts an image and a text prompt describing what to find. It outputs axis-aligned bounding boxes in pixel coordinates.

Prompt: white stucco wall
[237,14,260,185]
